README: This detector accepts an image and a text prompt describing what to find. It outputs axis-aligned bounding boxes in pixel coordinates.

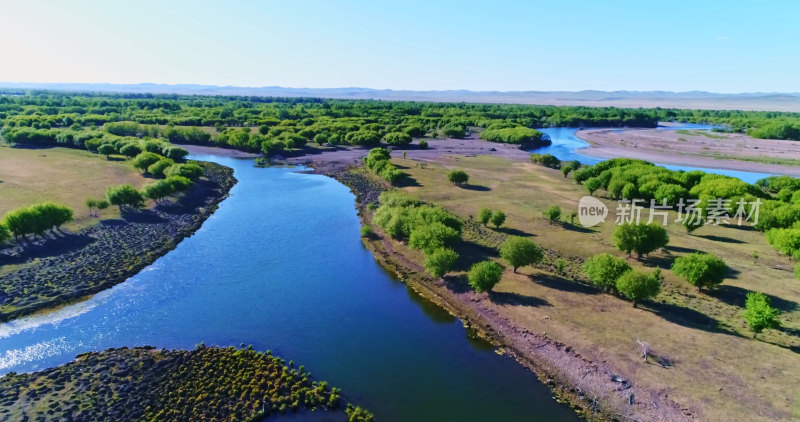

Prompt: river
[535,125,775,184]
[0,154,579,421]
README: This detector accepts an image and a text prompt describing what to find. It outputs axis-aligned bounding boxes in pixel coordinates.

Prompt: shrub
[0,223,9,244]
[1,202,73,239]
[478,208,493,226]
[447,170,469,185]
[132,152,164,172]
[164,163,204,180]
[164,176,191,193]
[543,205,561,224]
[363,148,406,185]
[409,222,459,254]
[468,261,504,293]
[360,225,372,238]
[143,180,175,203]
[161,145,190,160]
[418,139,428,149]
[424,247,459,278]
[672,253,727,290]
[530,153,560,169]
[97,143,116,158]
[615,269,661,307]
[147,158,175,178]
[119,143,143,158]
[583,253,631,292]
[743,292,779,337]
[682,214,705,234]
[106,184,145,210]
[384,132,412,146]
[481,127,549,146]
[500,236,543,272]
[490,210,506,228]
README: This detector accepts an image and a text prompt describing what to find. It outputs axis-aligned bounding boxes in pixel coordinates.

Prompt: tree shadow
[121,209,166,223]
[395,176,421,188]
[455,241,499,270]
[0,234,96,266]
[443,274,472,294]
[700,235,745,244]
[498,227,535,237]
[666,245,701,254]
[645,302,734,335]
[712,285,798,312]
[561,223,595,233]
[490,291,550,307]
[532,273,599,295]
[460,184,491,191]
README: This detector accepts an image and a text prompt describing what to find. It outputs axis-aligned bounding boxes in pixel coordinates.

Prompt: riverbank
[576,127,800,177]
[311,152,800,421]
[0,161,236,322]
[325,165,690,421]
[0,345,373,421]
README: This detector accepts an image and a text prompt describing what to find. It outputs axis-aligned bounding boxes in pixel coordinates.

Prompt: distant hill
[2,82,800,112]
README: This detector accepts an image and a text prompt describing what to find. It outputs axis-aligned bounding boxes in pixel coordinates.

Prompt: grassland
[0,145,150,230]
[374,154,800,421]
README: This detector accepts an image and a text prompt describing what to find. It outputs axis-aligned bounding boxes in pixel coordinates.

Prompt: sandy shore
[576,128,800,176]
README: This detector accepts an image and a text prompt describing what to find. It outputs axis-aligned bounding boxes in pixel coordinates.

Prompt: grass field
[390,154,800,421]
[0,145,150,230]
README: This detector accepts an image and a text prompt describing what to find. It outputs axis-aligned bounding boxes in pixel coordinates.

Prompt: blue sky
[1,0,798,92]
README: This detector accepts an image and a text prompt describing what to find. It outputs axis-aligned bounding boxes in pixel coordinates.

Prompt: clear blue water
[535,125,776,184]
[0,154,578,421]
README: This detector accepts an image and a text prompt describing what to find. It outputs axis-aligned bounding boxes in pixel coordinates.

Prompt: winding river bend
[537,125,775,184]
[0,154,578,421]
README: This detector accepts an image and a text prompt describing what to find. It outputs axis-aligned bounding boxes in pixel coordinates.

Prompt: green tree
[132,152,163,172]
[543,205,561,225]
[468,261,504,293]
[408,223,459,254]
[567,210,578,225]
[384,132,412,146]
[615,269,661,307]
[500,236,543,273]
[424,247,459,278]
[582,253,631,291]
[2,207,40,239]
[584,177,602,195]
[119,143,142,158]
[612,223,669,259]
[147,158,175,178]
[682,215,705,234]
[743,292,779,337]
[86,198,99,217]
[97,143,116,158]
[33,202,73,232]
[478,208,493,226]
[106,184,145,210]
[143,180,175,204]
[161,145,189,160]
[490,210,506,228]
[165,163,204,180]
[447,170,469,186]
[671,253,727,290]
